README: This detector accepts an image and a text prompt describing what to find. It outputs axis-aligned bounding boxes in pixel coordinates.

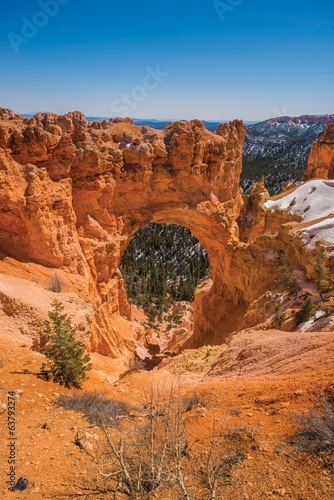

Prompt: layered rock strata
[0,108,249,353]
[304,124,334,180]
[1,107,331,357]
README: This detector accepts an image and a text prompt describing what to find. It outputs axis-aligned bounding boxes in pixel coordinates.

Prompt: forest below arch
[120,224,210,320]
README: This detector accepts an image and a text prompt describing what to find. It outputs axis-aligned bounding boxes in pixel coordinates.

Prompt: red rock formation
[2,107,331,358]
[267,115,334,126]
[304,124,334,179]
[0,108,248,355]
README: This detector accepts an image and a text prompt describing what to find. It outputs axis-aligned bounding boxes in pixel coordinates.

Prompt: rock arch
[0,109,255,356]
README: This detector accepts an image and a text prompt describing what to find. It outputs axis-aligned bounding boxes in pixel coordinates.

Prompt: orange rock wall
[2,107,329,356]
[0,108,253,354]
[304,124,334,180]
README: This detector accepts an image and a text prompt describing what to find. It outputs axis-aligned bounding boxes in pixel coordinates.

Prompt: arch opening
[120,223,210,319]
[120,223,211,366]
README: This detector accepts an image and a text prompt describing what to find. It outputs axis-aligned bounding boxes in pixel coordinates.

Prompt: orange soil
[1,330,334,499]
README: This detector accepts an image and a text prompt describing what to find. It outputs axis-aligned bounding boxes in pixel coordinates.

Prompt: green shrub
[41,300,92,388]
[296,297,313,324]
[276,260,296,291]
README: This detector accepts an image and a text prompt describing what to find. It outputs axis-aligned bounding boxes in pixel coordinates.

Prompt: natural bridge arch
[69,117,248,353]
[119,215,248,350]
[118,208,244,349]
[0,108,261,357]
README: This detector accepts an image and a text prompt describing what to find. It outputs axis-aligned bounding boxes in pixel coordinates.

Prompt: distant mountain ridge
[242,114,334,194]
[267,115,334,125]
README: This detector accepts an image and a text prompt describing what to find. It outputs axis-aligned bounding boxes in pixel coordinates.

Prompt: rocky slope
[0,107,248,356]
[242,115,334,193]
[1,331,334,499]
[0,107,334,364]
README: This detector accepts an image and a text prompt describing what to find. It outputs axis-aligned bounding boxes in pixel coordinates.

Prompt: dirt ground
[1,328,334,499]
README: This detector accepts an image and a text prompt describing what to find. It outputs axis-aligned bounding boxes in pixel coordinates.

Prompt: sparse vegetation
[40,300,92,388]
[227,406,242,416]
[275,252,296,291]
[183,391,207,412]
[313,254,333,293]
[48,272,63,293]
[292,399,334,452]
[199,419,247,497]
[57,392,129,428]
[296,297,313,324]
[68,385,253,499]
[224,425,259,450]
[314,254,326,289]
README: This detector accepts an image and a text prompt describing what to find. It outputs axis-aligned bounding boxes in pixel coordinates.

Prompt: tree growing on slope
[296,297,313,324]
[41,300,92,388]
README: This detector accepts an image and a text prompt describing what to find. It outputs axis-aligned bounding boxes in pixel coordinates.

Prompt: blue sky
[1,0,333,120]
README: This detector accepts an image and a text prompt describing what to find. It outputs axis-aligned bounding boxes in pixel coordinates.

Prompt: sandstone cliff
[0,108,248,355]
[304,124,334,180]
[0,107,332,359]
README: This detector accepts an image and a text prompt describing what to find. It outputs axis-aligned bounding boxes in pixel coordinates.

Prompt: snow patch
[297,218,334,251]
[264,179,334,222]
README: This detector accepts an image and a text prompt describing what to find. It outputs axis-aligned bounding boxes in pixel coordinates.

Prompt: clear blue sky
[1,0,333,121]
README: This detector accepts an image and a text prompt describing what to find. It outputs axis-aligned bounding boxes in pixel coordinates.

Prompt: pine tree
[119,223,210,317]
[41,300,92,388]
[275,252,296,291]
[296,297,313,324]
[314,254,325,288]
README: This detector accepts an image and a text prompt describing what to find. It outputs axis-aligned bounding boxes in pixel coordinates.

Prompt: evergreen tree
[41,300,92,388]
[120,224,210,318]
[275,252,296,291]
[296,297,313,324]
[314,254,325,288]
[313,254,332,293]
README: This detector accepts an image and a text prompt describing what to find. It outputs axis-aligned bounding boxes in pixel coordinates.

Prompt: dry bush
[48,272,63,293]
[324,384,334,405]
[227,406,242,416]
[292,399,334,452]
[65,385,255,499]
[183,391,207,412]
[57,393,129,428]
[197,419,248,497]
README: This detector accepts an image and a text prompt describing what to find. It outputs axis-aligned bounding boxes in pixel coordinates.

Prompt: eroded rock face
[304,124,334,180]
[2,107,331,357]
[0,108,250,355]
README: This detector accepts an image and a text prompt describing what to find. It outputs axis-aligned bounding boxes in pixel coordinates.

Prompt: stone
[0,108,248,355]
[304,124,334,179]
[0,107,331,359]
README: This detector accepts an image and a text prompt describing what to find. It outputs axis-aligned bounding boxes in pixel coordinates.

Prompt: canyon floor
[1,321,334,499]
